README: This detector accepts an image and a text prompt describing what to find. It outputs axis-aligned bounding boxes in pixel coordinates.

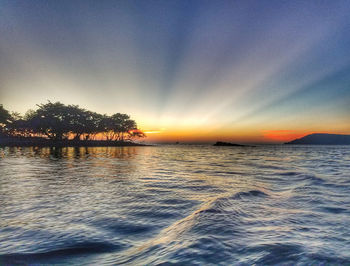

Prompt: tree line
[0,102,145,141]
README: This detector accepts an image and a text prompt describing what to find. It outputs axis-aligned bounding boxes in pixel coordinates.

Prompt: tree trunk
[74,134,81,141]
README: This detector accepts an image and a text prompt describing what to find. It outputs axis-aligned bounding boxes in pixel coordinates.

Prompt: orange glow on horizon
[143,130,163,134]
[138,127,350,144]
[139,127,267,144]
[262,130,310,142]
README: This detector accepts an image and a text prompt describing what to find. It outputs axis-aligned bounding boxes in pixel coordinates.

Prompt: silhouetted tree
[83,112,104,140]
[1,101,145,142]
[6,112,34,138]
[65,105,89,140]
[25,102,73,140]
[0,105,12,136]
[0,105,11,124]
[68,108,104,140]
[127,129,146,140]
[101,113,143,141]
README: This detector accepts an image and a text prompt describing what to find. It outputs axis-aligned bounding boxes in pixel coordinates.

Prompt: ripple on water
[231,189,269,200]
[248,243,304,264]
[0,145,349,265]
[92,217,154,236]
[318,206,348,214]
[0,241,121,265]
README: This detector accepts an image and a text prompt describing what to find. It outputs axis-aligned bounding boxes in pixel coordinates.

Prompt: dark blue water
[0,145,349,265]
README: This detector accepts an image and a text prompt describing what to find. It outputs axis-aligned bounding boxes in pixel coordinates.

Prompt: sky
[1,0,350,143]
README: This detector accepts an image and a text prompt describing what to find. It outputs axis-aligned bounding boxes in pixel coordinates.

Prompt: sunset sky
[1,0,350,143]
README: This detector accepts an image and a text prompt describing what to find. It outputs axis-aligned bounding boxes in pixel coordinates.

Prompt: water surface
[0,145,349,265]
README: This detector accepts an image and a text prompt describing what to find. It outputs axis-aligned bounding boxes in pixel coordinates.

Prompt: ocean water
[0,145,349,265]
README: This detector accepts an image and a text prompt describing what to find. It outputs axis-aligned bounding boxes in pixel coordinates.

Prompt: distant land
[0,137,146,147]
[286,133,350,145]
[213,141,246,147]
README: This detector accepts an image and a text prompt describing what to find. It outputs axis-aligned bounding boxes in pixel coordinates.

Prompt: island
[213,141,246,147]
[0,101,146,147]
[285,133,350,145]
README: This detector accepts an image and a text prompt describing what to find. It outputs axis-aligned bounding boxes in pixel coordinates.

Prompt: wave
[299,174,325,184]
[0,241,120,264]
[278,171,301,176]
[93,217,154,235]
[249,243,303,264]
[1,145,349,265]
[231,190,269,199]
[116,189,270,263]
[319,206,348,214]
[306,253,350,264]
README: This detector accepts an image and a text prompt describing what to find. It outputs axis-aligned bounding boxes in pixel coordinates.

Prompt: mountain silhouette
[286,133,350,145]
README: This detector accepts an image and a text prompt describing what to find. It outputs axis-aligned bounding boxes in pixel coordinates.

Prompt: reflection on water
[0,145,350,265]
[0,146,140,159]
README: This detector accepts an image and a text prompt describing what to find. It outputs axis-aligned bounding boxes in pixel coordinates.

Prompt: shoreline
[0,138,147,147]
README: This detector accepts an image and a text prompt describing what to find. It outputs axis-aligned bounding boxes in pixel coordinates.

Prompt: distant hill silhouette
[214,141,245,146]
[286,133,350,145]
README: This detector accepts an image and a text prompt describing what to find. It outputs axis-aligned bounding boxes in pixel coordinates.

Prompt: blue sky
[1,0,349,142]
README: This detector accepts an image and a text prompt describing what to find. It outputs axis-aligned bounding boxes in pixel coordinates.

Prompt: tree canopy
[0,101,145,141]
[0,105,12,124]
[0,105,13,136]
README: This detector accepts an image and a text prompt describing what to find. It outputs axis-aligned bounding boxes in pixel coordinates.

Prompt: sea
[0,145,349,265]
